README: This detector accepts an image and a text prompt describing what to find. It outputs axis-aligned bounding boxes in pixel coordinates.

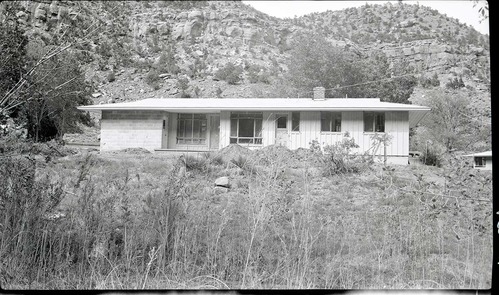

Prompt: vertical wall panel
[385,111,409,156]
[220,111,231,148]
[300,111,320,149]
[342,111,363,153]
[168,113,178,149]
[262,111,275,146]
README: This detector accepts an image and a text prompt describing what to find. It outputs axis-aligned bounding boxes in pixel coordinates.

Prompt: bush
[247,64,271,84]
[214,62,243,85]
[106,71,115,82]
[446,76,465,89]
[421,148,441,167]
[181,154,208,172]
[313,133,372,175]
[145,68,160,86]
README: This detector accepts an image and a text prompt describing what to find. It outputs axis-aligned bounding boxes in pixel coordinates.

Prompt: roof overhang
[463,151,492,157]
[78,98,431,128]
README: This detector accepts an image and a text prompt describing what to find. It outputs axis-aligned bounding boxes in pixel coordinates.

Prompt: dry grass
[0,144,492,289]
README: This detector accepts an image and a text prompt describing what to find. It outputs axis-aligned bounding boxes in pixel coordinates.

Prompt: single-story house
[464,151,492,170]
[78,88,430,165]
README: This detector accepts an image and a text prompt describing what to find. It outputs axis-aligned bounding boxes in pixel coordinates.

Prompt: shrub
[445,76,465,89]
[317,133,371,175]
[214,62,243,85]
[230,155,248,169]
[216,87,223,98]
[181,154,208,172]
[247,64,271,84]
[177,76,190,97]
[145,68,160,86]
[106,71,115,83]
[421,148,441,166]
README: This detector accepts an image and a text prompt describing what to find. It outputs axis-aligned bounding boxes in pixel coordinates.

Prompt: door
[275,114,288,147]
[161,113,169,149]
[209,115,220,150]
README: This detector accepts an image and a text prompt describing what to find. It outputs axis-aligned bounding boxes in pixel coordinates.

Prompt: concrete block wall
[100,110,164,151]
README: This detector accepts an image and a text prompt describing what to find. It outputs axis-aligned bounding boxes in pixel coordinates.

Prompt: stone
[215,176,230,188]
[188,10,203,20]
[34,3,47,21]
[158,23,170,35]
[49,2,58,16]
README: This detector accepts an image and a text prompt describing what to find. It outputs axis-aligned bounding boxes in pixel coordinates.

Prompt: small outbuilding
[464,151,492,170]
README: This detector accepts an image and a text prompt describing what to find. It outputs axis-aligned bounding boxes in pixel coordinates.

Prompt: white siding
[262,111,275,146]
[385,111,409,156]
[220,111,231,148]
[286,111,409,163]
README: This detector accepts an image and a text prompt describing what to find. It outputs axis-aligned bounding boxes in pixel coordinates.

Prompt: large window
[177,113,207,144]
[321,112,342,132]
[292,112,300,131]
[364,112,385,132]
[230,112,263,144]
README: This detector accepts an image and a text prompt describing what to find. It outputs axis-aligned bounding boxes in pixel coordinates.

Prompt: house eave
[77,98,430,127]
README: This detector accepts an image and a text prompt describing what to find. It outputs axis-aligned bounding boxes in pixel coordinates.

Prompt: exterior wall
[100,110,163,151]
[474,156,493,170]
[288,111,409,157]
[99,109,411,164]
[219,111,410,161]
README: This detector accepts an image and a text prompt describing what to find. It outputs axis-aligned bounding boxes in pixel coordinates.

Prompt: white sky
[242,1,489,35]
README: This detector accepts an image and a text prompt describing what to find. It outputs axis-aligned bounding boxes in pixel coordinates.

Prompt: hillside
[0,0,491,144]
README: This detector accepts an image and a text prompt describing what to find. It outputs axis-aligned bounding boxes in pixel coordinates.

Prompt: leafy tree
[22,47,92,142]
[411,89,489,158]
[284,33,416,102]
[156,44,180,75]
[0,4,28,122]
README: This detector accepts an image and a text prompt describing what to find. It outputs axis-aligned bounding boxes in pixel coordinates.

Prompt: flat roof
[78,98,430,128]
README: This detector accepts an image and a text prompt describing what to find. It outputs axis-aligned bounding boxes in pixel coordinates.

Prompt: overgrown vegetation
[410,88,491,161]
[215,62,243,85]
[281,32,417,103]
[0,141,492,289]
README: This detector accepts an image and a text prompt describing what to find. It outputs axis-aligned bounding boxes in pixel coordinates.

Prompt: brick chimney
[313,87,325,100]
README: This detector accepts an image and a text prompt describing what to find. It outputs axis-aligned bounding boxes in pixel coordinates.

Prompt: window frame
[320,112,342,132]
[176,113,208,145]
[229,112,263,145]
[364,112,385,133]
[475,157,486,167]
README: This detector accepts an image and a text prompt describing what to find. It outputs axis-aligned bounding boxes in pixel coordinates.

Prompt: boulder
[172,23,185,39]
[215,176,230,188]
[188,10,203,20]
[34,3,47,21]
[49,2,59,16]
[157,23,170,35]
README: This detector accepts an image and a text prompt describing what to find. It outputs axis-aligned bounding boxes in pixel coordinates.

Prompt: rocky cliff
[1,0,490,101]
